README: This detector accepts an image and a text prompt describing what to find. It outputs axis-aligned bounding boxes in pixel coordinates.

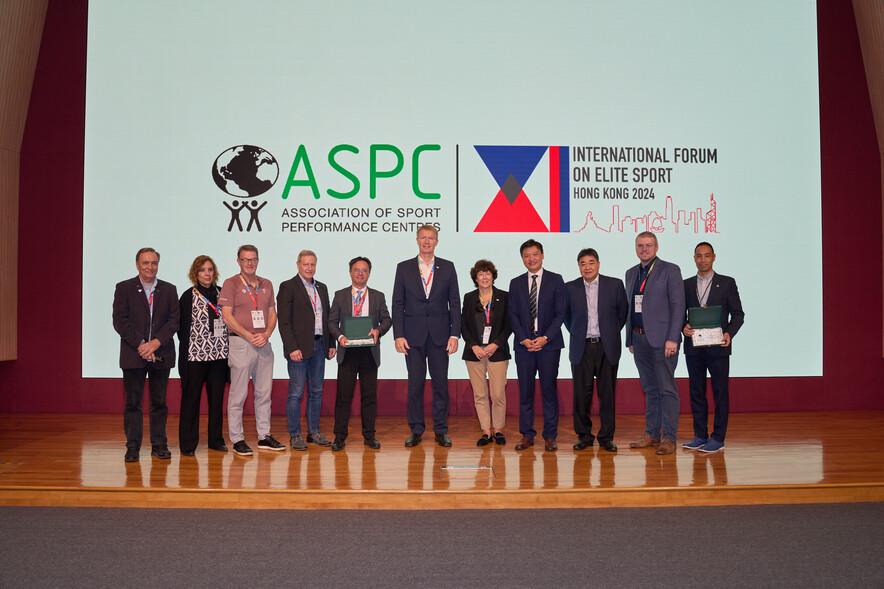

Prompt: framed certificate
[688,305,724,347]
[341,316,375,347]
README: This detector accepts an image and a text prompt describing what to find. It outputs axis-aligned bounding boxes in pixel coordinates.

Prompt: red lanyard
[352,289,366,316]
[480,296,492,324]
[638,260,656,293]
[193,288,220,316]
[239,274,259,309]
[419,261,434,295]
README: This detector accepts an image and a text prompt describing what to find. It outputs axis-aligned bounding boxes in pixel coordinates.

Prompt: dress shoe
[364,438,381,449]
[124,448,139,462]
[515,436,534,451]
[599,440,618,452]
[404,433,422,447]
[209,444,228,453]
[656,439,676,455]
[435,433,452,447]
[476,434,492,447]
[572,439,592,451]
[180,449,195,457]
[544,438,558,452]
[493,432,506,445]
[629,434,661,448]
[151,445,171,459]
[331,439,346,452]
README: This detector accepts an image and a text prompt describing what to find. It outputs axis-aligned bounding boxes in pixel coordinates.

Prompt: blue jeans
[632,331,679,441]
[286,338,325,437]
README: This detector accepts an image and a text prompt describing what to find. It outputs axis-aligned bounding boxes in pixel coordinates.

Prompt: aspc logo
[212,145,279,232]
[474,145,570,233]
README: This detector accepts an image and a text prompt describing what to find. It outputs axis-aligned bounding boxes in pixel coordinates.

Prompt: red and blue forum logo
[474,145,570,233]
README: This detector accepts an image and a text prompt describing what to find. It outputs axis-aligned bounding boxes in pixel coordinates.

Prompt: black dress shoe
[364,438,381,449]
[435,433,452,447]
[493,432,506,445]
[599,440,618,452]
[405,433,422,447]
[181,449,196,457]
[124,448,139,462]
[151,445,171,459]
[572,439,592,451]
[331,439,346,452]
[477,434,492,447]
[209,444,228,453]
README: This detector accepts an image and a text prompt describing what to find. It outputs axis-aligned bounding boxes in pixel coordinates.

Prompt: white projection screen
[83,0,821,380]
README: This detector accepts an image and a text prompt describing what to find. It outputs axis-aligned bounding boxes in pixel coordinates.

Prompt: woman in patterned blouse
[177,255,230,455]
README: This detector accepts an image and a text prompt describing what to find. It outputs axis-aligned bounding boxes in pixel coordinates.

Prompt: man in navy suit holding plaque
[681,242,744,453]
[509,239,566,452]
[564,248,628,452]
[392,224,461,448]
[327,256,392,451]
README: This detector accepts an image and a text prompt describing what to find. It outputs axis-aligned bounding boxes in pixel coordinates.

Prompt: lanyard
[352,288,366,316]
[305,280,319,312]
[239,274,259,309]
[193,288,220,317]
[697,274,713,307]
[480,295,492,324]
[419,261,434,296]
[638,260,656,294]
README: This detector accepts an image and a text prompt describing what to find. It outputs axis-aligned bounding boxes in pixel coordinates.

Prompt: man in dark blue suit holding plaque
[392,224,461,448]
[681,242,744,453]
[564,248,628,452]
[509,239,566,452]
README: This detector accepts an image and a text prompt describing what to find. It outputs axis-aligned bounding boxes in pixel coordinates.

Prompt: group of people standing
[112,225,743,462]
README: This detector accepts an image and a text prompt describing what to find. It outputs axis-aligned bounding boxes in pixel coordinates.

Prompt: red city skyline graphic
[574,193,718,234]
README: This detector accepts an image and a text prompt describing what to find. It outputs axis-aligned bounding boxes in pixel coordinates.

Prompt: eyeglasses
[351,268,370,274]
[239,257,258,264]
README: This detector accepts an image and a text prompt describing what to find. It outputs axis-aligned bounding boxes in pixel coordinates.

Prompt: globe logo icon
[212,145,279,197]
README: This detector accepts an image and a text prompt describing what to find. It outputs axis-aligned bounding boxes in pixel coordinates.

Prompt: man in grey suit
[625,232,685,455]
[327,257,392,451]
[564,248,628,452]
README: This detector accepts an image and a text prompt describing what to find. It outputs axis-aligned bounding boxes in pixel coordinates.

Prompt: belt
[585,337,601,343]
[633,326,646,334]
[314,334,322,340]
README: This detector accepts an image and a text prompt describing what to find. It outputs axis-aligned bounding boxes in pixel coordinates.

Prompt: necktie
[529,274,538,333]
[357,290,363,315]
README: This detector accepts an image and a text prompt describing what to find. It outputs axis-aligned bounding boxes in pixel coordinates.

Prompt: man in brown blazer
[112,247,180,462]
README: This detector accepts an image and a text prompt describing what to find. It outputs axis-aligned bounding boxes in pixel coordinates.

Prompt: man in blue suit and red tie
[625,231,685,455]
[564,248,628,452]
[392,224,461,447]
[509,239,566,452]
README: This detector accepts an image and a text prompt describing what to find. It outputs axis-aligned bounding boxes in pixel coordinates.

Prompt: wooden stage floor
[0,412,881,510]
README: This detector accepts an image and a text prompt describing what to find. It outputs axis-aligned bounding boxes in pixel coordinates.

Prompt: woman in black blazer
[461,260,512,446]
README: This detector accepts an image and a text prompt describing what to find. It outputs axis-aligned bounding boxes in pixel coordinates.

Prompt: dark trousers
[178,358,227,452]
[686,351,730,442]
[572,340,618,443]
[122,365,170,450]
[334,347,378,441]
[516,347,561,440]
[405,333,450,435]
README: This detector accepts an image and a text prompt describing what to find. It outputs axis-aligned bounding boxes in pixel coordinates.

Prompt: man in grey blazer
[624,232,685,455]
[327,257,392,451]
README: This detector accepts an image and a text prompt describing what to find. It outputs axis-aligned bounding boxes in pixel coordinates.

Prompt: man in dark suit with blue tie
[327,256,392,451]
[564,248,628,452]
[112,247,180,462]
[392,225,461,447]
[681,242,744,453]
[509,239,566,451]
[625,232,685,455]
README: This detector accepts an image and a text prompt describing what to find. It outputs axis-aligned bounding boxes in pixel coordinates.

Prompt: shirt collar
[140,279,157,292]
[583,276,599,288]
[529,267,545,280]
[299,274,315,288]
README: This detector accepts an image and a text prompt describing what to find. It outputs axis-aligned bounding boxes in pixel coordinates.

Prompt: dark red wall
[1,0,881,414]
